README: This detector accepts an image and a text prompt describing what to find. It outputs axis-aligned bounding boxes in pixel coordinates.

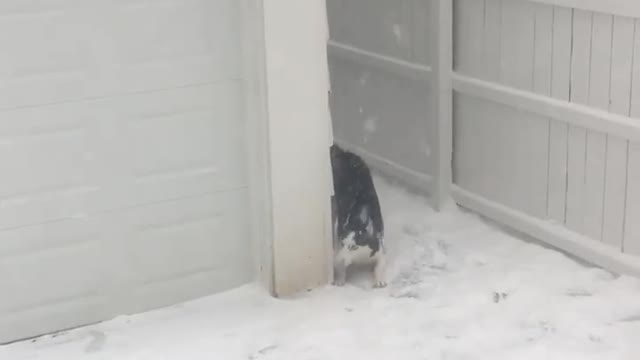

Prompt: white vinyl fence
[452,0,640,276]
[327,0,451,208]
[328,0,640,277]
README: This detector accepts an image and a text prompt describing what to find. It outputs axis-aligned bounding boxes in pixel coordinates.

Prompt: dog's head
[330,144,344,168]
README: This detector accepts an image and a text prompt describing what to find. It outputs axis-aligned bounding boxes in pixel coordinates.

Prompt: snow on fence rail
[452,0,640,276]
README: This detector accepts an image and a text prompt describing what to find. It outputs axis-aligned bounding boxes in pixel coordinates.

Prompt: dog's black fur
[330,144,384,255]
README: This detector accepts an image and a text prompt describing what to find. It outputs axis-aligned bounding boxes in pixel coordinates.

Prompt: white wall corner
[254,0,333,296]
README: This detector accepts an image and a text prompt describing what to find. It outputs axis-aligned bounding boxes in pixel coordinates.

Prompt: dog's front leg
[373,253,387,288]
[333,257,348,286]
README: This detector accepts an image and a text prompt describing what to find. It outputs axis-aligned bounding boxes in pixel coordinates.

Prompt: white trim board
[241,0,275,295]
[452,73,640,142]
[261,0,333,297]
[334,139,434,197]
[452,185,640,278]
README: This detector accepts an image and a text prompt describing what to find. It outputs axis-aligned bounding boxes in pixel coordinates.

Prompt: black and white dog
[330,144,386,288]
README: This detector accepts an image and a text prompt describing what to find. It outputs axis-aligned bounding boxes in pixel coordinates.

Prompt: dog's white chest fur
[335,232,380,265]
[333,232,387,288]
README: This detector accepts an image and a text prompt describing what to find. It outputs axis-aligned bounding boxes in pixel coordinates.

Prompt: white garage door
[0,0,252,343]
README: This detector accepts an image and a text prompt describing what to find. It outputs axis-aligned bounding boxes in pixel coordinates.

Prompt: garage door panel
[131,170,224,206]
[111,189,252,314]
[0,103,103,229]
[0,295,108,347]
[0,128,101,230]
[0,4,97,109]
[123,190,250,286]
[0,238,104,313]
[0,189,251,341]
[112,0,241,93]
[0,0,241,110]
[122,83,247,205]
[130,216,223,283]
[114,0,238,63]
[126,192,253,313]
[129,264,250,315]
[0,82,246,230]
[0,0,81,14]
[0,129,93,197]
[126,101,224,175]
[0,101,88,135]
[0,188,101,231]
[0,216,110,343]
[0,216,99,260]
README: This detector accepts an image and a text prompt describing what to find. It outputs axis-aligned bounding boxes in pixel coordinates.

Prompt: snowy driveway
[2,178,640,360]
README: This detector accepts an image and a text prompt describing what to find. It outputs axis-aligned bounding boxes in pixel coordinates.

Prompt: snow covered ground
[3,178,640,360]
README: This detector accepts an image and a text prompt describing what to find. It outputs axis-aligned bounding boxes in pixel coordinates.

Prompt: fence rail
[505,0,640,18]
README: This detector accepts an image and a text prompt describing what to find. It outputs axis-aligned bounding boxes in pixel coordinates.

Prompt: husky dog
[330,144,386,288]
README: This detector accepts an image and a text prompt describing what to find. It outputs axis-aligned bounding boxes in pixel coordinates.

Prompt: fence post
[434,0,454,210]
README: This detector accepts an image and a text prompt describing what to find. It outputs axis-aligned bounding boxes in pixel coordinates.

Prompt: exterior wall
[452,0,640,275]
[260,0,334,296]
[326,0,439,196]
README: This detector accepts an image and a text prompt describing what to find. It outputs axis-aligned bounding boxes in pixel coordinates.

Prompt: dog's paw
[373,280,387,288]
